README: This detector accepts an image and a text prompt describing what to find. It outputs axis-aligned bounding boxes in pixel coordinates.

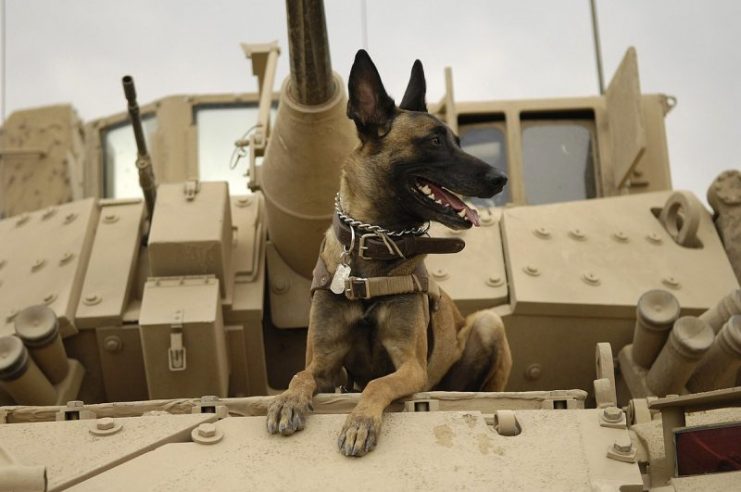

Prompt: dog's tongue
[426,182,480,226]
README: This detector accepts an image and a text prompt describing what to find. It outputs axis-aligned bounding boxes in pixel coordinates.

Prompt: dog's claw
[338,413,381,457]
[266,393,311,436]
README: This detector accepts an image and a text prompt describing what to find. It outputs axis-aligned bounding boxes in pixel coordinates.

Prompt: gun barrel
[122,75,148,156]
[285,0,334,105]
[121,75,157,221]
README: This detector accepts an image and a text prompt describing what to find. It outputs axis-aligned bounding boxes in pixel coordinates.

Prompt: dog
[266,50,512,457]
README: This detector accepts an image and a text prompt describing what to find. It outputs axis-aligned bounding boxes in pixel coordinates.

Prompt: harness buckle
[357,234,375,260]
[344,277,371,300]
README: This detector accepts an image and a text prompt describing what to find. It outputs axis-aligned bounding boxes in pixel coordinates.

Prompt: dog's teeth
[435,199,443,205]
[458,209,466,218]
[421,185,432,194]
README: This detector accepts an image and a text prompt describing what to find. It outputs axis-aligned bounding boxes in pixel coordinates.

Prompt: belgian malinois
[266,50,511,457]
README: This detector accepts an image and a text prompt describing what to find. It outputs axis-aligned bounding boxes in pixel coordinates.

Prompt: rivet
[603,407,623,422]
[613,231,629,243]
[646,232,663,245]
[31,258,46,272]
[59,252,74,265]
[64,213,78,224]
[15,214,30,227]
[197,422,217,438]
[431,268,449,280]
[236,197,252,208]
[42,293,57,305]
[272,277,289,294]
[486,275,503,287]
[103,336,123,353]
[102,213,119,224]
[96,417,115,431]
[533,227,551,239]
[523,265,540,277]
[662,276,681,290]
[525,363,542,381]
[612,438,633,454]
[83,294,102,306]
[569,228,587,241]
[582,272,601,286]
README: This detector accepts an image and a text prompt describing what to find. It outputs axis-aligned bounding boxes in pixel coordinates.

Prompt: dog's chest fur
[343,312,396,388]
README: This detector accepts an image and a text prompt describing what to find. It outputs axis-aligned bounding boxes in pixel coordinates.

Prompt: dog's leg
[440,309,512,391]
[338,295,428,457]
[266,291,359,436]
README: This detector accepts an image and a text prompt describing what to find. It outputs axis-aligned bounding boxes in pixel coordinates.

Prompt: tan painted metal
[0,2,740,489]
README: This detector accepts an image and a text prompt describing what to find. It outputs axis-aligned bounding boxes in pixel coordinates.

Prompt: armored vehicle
[0,1,739,490]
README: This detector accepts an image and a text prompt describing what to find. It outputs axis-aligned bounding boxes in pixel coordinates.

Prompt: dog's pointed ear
[347,50,396,139]
[399,59,427,112]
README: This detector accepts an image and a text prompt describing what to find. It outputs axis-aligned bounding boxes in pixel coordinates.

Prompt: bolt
[646,233,663,245]
[582,272,600,286]
[197,422,217,438]
[525,364,542,381]
[432,268,449,279]
[486,275,503,287]
[569,228,586,240]
[83,294,101,306]
[59,252,74,265]
[272,277,289,294]
[31,258,46,272]
[613,231,629,243]
[613,438,633,454]
[96,417,115,431]
[603,407,623,422]
[523,265,540,277]
[662,276,680,289]
[533,227,551,239]
[103,336,123,353]
[102,213,119,224]
[15,214,30,227]
[236,197,252,208]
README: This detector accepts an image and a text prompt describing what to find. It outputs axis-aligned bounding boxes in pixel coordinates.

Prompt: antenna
[589,0,605,95]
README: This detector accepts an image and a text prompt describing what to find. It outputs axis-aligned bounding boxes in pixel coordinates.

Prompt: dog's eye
[431,136,441,146]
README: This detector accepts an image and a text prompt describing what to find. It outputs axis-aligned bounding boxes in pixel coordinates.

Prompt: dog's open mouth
[412,177,480,226]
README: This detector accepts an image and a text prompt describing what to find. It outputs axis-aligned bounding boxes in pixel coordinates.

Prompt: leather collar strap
[333,215,465,260]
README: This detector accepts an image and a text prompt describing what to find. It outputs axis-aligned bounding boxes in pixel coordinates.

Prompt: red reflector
[675,422,741,476]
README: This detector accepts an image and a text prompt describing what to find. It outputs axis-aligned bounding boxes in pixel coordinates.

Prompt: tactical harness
[311,203,466,302]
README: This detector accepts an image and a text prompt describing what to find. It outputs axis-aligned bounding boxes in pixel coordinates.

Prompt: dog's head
[344,50,507,230]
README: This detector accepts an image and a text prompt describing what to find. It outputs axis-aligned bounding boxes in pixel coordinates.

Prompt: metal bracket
[168,310,187,371]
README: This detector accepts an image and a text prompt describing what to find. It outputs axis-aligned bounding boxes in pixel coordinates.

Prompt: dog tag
[330,264,351,295]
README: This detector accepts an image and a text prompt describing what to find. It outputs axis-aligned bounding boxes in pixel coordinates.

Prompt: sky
[2,0,740,204]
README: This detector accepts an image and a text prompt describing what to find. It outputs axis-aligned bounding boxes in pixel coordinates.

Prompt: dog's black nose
[486,168,507,191]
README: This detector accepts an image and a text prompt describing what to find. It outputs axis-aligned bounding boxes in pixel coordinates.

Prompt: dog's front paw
[266,392,313,436]
[337,413,382,457]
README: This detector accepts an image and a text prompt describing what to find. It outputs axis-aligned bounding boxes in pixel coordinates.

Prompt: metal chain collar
[334,193,429,237]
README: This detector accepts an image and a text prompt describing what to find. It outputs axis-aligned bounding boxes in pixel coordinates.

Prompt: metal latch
[168,330,187,371]
[184,179,201,201]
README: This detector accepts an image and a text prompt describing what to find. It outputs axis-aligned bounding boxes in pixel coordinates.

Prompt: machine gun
[122,75,157,222]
